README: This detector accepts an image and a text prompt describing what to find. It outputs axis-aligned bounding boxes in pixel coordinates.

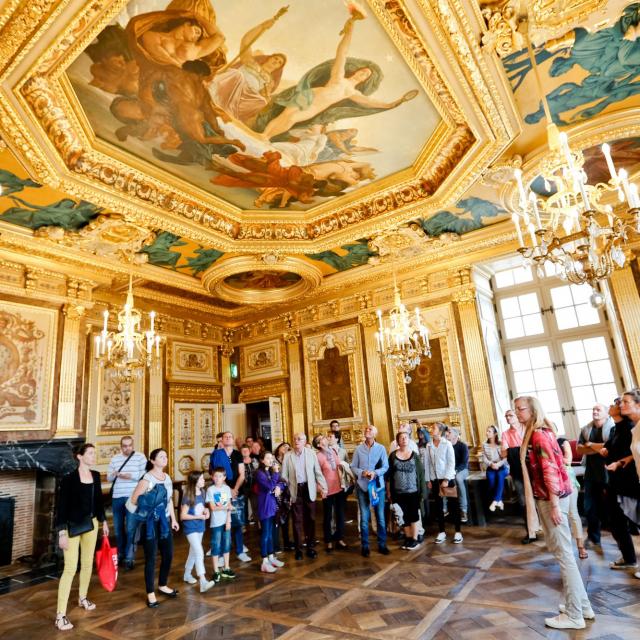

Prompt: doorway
[246,400,272,450]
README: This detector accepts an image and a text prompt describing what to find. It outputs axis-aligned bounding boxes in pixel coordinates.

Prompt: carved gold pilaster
[359,312,390,444]
[285,332,305,437]
[220,353,232,404]
[55,303,86,437]
[148,352,164,451]
[453,286,496,443]
[609,267,640,385]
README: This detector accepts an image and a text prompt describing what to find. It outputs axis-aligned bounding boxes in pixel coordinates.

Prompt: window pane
[573,385,596,409]
[529,346,551,368]
[533,367,555,390]
[576,304,600,327]
[538,389,561,413]
[519,293,540,314]
[589,360,613,384]
[555,306,578,330]
[522,314,544,335]
[543,262,558,278]
[594,383,618,405]
[576,409,592,428]
[583,337,608,360]
[567,362,591,386]
[504,317,525,339]
[495,270,514,289]
[563,340,586,364]
[510,349,531,371]
[513,266,533,284]
[571,284,592,305]
[550,285,570,308]
[514,370,535,391]
[548,413,566,435]
[500,297,520,319]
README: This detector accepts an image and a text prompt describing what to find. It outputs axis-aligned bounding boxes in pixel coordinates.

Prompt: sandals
[78,597,96,611]
[54,614,74,631]
[578,547,589,560]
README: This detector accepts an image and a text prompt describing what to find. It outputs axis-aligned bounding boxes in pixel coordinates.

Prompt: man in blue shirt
[351,425,390,557]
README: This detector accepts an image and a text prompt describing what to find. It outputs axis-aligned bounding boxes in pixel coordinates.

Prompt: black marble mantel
[0,438,84,476]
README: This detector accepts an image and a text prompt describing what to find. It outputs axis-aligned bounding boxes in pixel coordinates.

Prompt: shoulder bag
[428,445,458,499]
[109,451,135,500]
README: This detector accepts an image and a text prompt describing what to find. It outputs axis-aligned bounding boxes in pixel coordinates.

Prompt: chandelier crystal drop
[375,284,431,383]
[94,275,162,383]
[510,29,640,288]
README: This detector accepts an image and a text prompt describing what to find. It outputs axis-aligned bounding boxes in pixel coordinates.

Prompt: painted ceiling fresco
[66,0,439,212]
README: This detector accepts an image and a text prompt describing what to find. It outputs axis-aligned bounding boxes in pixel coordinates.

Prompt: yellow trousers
[57,518,99,615]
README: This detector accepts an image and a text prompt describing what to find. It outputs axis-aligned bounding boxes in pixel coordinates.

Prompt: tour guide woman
[515,395,593,630]
[55,443,109,631]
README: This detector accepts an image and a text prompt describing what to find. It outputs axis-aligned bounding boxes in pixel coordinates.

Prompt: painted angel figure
[255,10,418,139]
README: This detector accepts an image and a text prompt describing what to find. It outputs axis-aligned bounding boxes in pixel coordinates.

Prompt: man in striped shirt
[107,436,147,569]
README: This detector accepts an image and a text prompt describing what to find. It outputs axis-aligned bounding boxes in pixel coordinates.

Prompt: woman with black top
[387,432,426,550]
[130,448,180,607]
[55,443,108,631]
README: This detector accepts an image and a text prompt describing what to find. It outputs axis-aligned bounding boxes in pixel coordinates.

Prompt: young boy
[206,467,236,581]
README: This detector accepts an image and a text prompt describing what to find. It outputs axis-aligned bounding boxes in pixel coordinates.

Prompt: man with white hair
[351,425,390,557]
[577,403,615,547]
[282,433,328,560]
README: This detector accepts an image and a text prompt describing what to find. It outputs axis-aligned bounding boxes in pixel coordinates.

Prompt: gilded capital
[283,330,299,344]
[63,303,86,320]
[220,342,234,358]
[358,311,378,327]
[452,286,476,304]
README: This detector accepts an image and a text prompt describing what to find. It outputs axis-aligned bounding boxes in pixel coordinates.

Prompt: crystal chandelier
[375,280,430,384]
[510,34,640,288]
[94,275,162,383]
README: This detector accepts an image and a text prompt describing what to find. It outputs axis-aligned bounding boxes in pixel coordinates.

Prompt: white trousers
[537,498,590,621]
[185,531,206,578]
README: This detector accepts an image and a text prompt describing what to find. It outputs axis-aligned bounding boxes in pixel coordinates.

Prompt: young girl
[255,451,286,573]
[206,467,236,581]
[181,471,215,592]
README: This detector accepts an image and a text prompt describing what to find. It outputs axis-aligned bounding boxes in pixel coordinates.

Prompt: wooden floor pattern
[1,519,639,639]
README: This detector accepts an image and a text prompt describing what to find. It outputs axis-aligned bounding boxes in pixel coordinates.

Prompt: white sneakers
[558,604,595,620]
[237,552,252,563]
[269,555,284,568]
[261,560,277,573]
[496,501,504,510]
[435,532,447,544]
[183,574,197,584]
[489,501,497,512]
[635,571,640,579]
[544,614,586,630]
[199,579,215,593]
[453,532,463,544]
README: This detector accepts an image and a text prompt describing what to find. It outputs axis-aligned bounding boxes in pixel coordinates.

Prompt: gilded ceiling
[0,0,639,315]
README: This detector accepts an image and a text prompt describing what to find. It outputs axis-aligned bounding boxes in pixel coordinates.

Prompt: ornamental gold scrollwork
[358,311,378,328]
[452,286,476,305]
[480,2,524,58]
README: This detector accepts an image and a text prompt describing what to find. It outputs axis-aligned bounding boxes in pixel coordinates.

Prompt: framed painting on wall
[167,340,217,383]
[0,301,58,431]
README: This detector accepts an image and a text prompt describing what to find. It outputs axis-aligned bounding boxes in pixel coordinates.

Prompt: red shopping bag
[95,534,118,592]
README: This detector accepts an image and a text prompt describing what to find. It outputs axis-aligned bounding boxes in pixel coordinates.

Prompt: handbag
[68,480,95,537]
[95,534,118,592]
[109,451,135,500]
[438,481,458,499]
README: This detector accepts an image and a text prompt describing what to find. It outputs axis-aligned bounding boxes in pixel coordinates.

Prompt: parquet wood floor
[1,517,639,639]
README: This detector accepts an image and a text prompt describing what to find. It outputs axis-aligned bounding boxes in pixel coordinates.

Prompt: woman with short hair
[387,432,426,550]
[55,443,109,631]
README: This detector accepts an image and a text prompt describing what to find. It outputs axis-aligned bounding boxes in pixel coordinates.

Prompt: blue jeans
[455,469,469,513]
[356,485,386,549]
[112,496,133,562]
[210,525,231,556]
[486,466,509,503]
[260,516,275,558]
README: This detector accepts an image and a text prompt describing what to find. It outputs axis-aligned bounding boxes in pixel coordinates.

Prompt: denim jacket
[128,483,169,541]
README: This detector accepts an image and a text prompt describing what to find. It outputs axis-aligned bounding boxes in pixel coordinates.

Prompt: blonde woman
[515,396,593,630]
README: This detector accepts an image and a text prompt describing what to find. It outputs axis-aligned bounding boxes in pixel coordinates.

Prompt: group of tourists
[53,393,640,632]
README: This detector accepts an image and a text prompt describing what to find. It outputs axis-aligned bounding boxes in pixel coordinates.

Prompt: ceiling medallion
[201,255,322,305]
